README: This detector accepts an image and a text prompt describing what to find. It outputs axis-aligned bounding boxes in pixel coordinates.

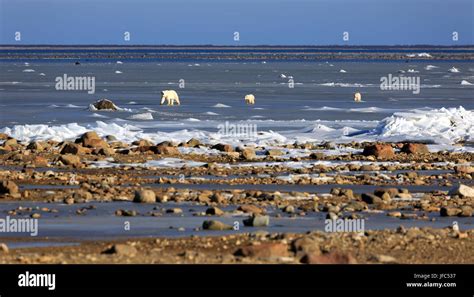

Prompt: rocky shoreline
[1,227,473,264]
[1,130,473,263]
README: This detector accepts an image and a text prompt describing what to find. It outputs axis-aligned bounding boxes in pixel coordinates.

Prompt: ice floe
[127,112,154,120]
[1,107,472,150]
[449,67,460,73]
[370,107,473,144]
[212,103,231,108]
[406,53,432,58]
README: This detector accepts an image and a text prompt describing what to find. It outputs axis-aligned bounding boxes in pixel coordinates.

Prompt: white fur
[244,94,255,105]
[160,90,180,106]
[354,92,362,102]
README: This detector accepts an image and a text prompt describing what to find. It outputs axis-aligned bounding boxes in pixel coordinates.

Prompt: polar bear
[354,92,362,102]
[244,94,255,105]
[160,90,180,105]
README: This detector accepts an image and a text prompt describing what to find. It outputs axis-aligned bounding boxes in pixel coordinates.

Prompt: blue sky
[0,0,472,45]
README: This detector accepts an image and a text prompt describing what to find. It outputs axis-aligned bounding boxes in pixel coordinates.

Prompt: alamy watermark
[325,218,365,233]
[380,73,420,94]
[18,271,55,290]
[55,74,96,94]
[343,31,349,42]
[0,216,38,236]
[217,121,257,140]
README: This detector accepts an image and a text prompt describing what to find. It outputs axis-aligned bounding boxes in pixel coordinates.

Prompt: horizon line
[1,44,473,48]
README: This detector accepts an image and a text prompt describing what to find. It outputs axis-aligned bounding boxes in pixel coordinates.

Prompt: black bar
[0,264,473,293]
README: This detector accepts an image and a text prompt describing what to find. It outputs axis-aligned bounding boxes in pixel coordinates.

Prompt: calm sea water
[0,60,473,133]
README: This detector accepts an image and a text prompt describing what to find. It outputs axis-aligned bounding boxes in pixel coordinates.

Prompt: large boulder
[455,166,474,174]
[202,220,233,231]
[102,244,137,255]
[401,143,430,155]
[0,180,19,195]
[150,144,179,155]
[362,144,395,158]
[59,154,81,167]
[76,131,109,149]
[91,99,118,111]
[243,215,270,227]
[300,251,357,264]
[205,207,225,216]
[133,190,156,203]
[186,138,201,147]
[33,156,48,167]
[133,139,154,147]
[440,207,462,217]
[60,142,88,155]
[241,148,256,160]
[448,184,474,198]
[292,236,321,255]
[361,193,383,204]
[27,141,46,151]
[266,149,284,156]
[212,143,234,152]
[234,243,289,258]
[87,139,109,149]
[2,138,19,150]
[237,205,264,215]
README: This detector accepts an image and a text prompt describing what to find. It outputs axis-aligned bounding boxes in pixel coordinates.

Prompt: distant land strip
[0,45,473,61]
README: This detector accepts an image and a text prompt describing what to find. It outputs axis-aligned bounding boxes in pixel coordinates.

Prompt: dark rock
[92,99,118,111]
[374,188,399,199]
[77,131,109,149]
[243,215,270,227]
[60,142,88,155]
[401,143,430,154]
[292,237,321,255]
[455,166,474,174]
[362,144,395,158]
[27,141,45,151]
[0,180,19,195]
[202,220,233,230]
[448,184,474,198]
[237,205,264,215]
[361,193,383,204]
[309,152,325,160]
[300,251,357,264]
[59,154,81,167]
[266,149,283,156]
[186,138,201,147]
[212,143,234,152]
[150,145,179,155]
[241,148,256,160]
[234,243,289,258]
[210,193,225,203]
[206,207,224,216]
[32,156,48,167]
[133,190,156,203]
[166,208,183,214]
[440,207,462,217]
[459,206,473,217]
[102,244,137,255]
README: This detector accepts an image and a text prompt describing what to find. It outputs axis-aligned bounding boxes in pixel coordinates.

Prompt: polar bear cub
[244,94,255,105]
[354,92,362,102]
[160,90,180,105]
